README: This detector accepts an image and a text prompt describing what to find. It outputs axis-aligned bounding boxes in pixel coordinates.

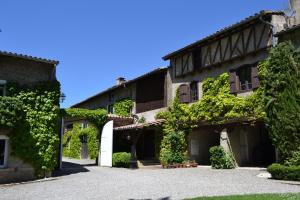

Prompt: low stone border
[162,163,198,169]
[0,177,57,187]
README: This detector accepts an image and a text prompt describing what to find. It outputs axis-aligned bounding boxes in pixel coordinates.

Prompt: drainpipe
[259,16,277,47]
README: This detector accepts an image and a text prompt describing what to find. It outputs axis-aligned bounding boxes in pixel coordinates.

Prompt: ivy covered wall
[156,70,265,165]
[0,81,61,175]
[63,123,99,159]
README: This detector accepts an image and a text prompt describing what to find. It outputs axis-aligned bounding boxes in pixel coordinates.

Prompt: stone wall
[0,130,35,184]
[167,51,269,105]
[0,55,57,85]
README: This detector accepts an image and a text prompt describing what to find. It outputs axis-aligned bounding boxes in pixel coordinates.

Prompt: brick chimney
[116,77,126,85]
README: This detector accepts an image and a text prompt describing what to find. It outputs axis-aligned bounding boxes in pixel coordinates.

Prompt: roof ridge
[163,10,285,60]
[0,50,59,65]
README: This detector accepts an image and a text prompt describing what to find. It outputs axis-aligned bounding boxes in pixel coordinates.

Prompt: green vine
[113,99,133,117]
[62,108,107,128]
[156,71,265,165]
[0,96,24,128]
[3,81,61,175]
[63,123,99,159]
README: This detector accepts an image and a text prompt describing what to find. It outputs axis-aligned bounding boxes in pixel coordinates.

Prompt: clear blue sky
[0,0,287,108]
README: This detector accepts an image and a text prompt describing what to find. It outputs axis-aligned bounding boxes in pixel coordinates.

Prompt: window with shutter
[190,81,198,102]
[229,71,238,93]
[236,65,252,92]
[178,84,190,104]
[0,80,7,97]
[251,65,260,89]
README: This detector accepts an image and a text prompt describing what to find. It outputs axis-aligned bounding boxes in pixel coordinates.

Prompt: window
[236,66,252,91]
[0,86,4,96]
[178,84,190,104]
[190,82,198,102]
[0,80,7,97]
[229,64,259,93]
[108,94,114,102]
[107,104,114,114]
[0,136,9,168]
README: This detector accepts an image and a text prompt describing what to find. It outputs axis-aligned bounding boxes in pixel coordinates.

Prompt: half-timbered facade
[163,11,286,166]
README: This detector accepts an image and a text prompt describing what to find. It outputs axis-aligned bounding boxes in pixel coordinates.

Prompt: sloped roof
[163,10,285,60]
[113,119,165,131]
[71,67,168,108]
[275,24,300,36]
[0,50,59,65]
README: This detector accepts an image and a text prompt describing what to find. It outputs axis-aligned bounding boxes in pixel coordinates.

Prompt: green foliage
[113,99,133,117]
[262,42,300,161]
[63,123,99,159]
[190,73,265,123]
[5,81,61,175]
[157,91,193,134]
[188,193,300,200]
[160,131,187,165]
[267,163,300,181]
[285,149,300,166]
[209,146,235,169]
[0,96,24,128]
[62,108,107,128]
[156,73,264,165]
[82,125,99,159]
[112,152,131,168]
[63,124,81,159]
[138,116,146,123]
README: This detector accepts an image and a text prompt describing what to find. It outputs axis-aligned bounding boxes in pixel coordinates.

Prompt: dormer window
[0,80,7,97]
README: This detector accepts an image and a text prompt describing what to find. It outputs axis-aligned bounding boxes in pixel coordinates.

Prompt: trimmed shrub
[209,146,235,169]
[285,149,300,166]
[267,163,300,181]
[112,152,131,168]
[160,131,187,165]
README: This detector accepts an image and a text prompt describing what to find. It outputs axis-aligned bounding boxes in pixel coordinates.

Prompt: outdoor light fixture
[126,135,131,141]
[60,92,66,103]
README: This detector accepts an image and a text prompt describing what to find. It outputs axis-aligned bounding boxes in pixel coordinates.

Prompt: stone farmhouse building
[0,51,59,183]
[72,10,298,167]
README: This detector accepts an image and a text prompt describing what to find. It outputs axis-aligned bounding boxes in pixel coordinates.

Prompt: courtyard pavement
[0,158,299,200]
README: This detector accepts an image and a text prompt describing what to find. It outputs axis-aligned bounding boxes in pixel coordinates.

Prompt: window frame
[0,80,7,97]
[190,81,199,103]
[107,104,114,114]
[236,65,252,92]
[0,135,9,169]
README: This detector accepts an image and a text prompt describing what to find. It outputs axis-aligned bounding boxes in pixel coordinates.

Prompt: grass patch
[187,193,300,200]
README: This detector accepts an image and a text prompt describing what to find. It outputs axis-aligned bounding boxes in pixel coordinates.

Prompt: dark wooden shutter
[179,84,190,103]
[251,65,260,89]
[229,71,238,93]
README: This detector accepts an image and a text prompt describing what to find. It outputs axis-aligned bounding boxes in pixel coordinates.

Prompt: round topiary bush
[112,152,131,168]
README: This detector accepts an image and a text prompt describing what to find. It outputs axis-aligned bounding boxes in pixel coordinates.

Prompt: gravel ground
[0,159,299,200]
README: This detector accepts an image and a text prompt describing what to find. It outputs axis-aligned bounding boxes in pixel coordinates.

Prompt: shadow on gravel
[52,161,94,177]
[128,197,170,200]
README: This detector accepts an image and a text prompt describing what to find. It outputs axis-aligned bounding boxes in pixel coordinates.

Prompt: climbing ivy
[0,96,24,128]
[261,42,300,161]
[63,123,99,159]
[62,108,107,128]
[4,81,61,176]
[190,73,265,123]
[113,99,133,117]
[156,71,265,165]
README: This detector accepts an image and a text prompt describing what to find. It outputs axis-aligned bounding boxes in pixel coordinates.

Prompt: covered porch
[113,119,165,168]
[189,119,276,167]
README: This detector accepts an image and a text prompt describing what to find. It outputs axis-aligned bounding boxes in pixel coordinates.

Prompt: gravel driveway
[0,159,299,200]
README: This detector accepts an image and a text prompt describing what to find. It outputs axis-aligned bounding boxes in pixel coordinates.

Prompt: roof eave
[162,10,285,61]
